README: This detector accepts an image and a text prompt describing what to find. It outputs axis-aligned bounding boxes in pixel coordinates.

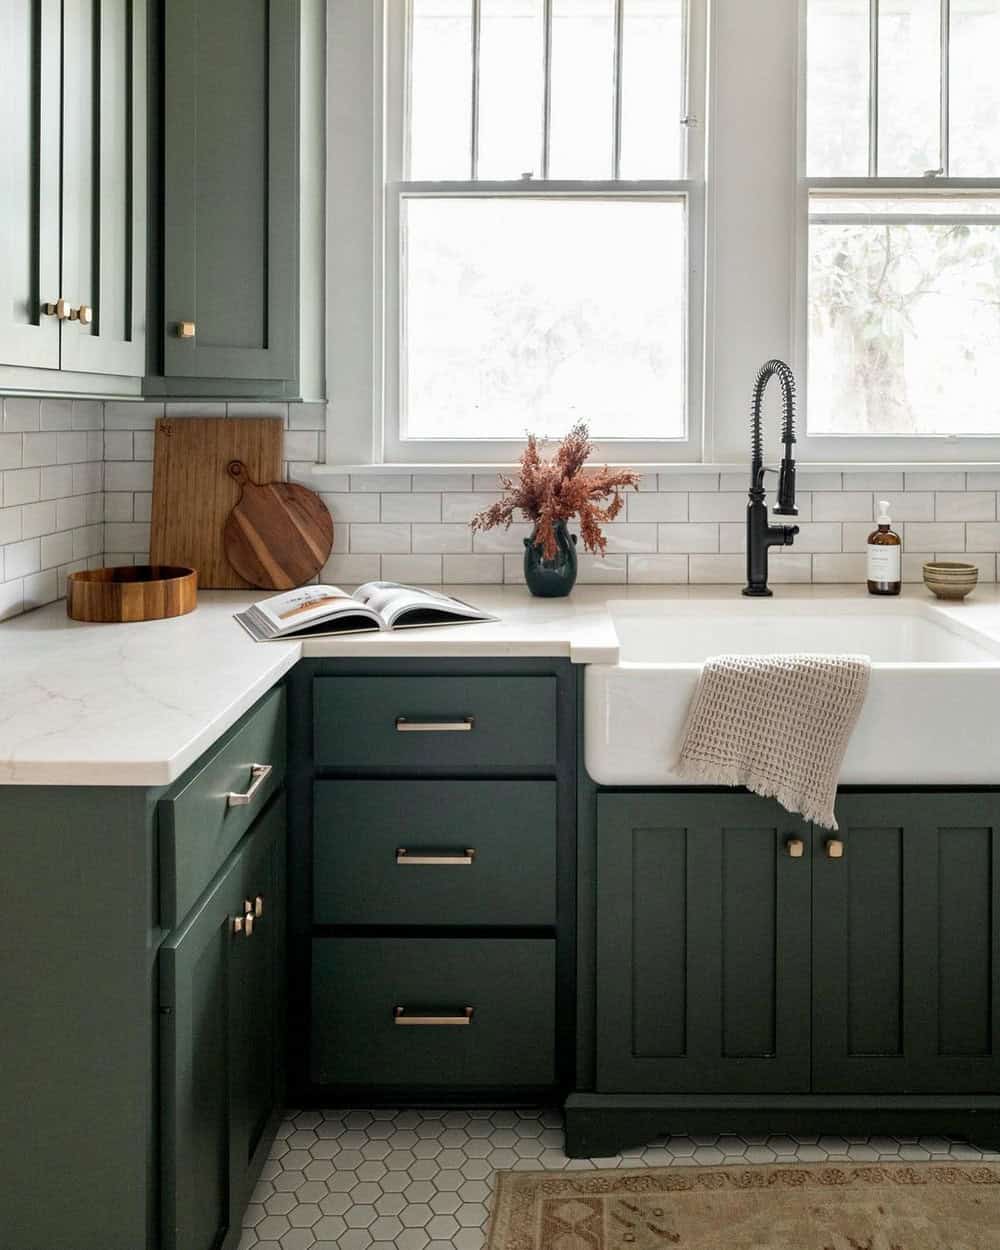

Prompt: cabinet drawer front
[159,686,286,928]
[311,938,556,1088]
[314,781,556,926]
[313,676,557,773]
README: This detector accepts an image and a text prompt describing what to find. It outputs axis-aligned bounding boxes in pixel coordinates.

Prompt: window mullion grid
[612,0,624,180]
[470,0,482,180]
[940,0,951,176]
[542,0,553,179]
[868,0,879,177]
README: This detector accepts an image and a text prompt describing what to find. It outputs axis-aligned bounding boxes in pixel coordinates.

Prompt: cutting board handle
[227,459,251,488]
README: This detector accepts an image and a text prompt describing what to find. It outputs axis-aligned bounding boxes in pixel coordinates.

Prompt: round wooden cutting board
[223,460,334,590]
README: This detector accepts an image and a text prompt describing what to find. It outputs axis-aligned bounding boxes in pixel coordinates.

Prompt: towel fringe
[672,756,839,831]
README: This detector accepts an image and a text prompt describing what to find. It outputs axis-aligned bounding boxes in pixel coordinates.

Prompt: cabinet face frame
[594,792,813,1095]
[0,0,62,369]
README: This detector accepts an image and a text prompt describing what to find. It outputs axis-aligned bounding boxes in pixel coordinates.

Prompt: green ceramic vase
[523,520,578,597]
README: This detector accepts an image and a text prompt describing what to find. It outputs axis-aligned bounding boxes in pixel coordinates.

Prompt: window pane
[878,0,941,175]
[402,198,687,439]
[950,0,1000,176]
[807,0,870,176]
[409,0,473,178]
[548,0,615,178]
[619,0,685,179]
[478,0,545,179]
[809,199,1000,435]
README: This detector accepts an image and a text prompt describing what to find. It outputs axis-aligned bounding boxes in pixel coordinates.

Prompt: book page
[353,581,490,627]
[252,585,361,632]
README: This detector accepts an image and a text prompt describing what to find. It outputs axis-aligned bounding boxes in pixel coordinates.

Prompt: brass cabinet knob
[42,298,70,320]
[826,839,845,859]
[232,912,255,937]
[233,915,245,936]
[785,837,805,858]
[70,304,94,325]
[254,895,264,918]
[176,320,196,339]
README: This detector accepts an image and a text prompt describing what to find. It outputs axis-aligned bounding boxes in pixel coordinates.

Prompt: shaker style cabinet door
[812,792,1000,1095]
[163,0,298,382]
[0,0,61,369]
[60,0,147,376]
[595,792,812,1094]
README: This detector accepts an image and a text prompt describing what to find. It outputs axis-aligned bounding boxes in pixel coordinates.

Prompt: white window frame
[326,0,707,467]
[793,0,1000,463]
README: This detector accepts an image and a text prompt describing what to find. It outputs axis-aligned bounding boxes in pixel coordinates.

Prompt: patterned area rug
[486,1163,1000,1249]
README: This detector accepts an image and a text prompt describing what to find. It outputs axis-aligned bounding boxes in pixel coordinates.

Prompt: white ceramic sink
[585,599,1000,786]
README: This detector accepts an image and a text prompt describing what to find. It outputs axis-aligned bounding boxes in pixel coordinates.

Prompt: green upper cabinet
[595,792,812,1095]
[813,792,1000,1095]
[158,0,299,391]
[0,0,146,387]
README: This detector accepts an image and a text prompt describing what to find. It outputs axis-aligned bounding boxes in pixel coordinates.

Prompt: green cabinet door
[162,0,298,383]
[813,792,1000,1094]
[595,792,812,1093]
[160,795,286,1250]
[60,0,146,376]
[0,0,61,368]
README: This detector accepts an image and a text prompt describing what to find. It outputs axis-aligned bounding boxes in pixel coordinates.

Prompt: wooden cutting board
[223,460,334,590]
[149,417,284,588]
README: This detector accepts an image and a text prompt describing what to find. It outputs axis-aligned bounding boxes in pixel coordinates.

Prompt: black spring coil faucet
[743,359,800,597]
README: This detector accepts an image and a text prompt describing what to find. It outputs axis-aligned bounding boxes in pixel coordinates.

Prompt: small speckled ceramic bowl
[922,560,979,600]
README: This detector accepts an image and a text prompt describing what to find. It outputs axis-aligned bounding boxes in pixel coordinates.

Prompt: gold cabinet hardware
[254,895,264,918]
[42,298,70,320]
[826,839,845,859]
[233,914,250,937]
[396,848,476,866]
[226,763,272,808]
[393,1006,474,1027]
[395,717,474,733]
[176,320,196,339]
[70,304,93,325]
[785,837,805,858]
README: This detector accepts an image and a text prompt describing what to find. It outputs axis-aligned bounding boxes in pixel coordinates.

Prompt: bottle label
[868,544,900,583]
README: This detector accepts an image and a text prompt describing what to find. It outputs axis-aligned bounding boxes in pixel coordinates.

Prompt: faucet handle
[774,458,797,516]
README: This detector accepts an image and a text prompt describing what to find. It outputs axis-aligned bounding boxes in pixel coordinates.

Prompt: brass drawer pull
[396,848,476,866]
[394,1006,474,1026]
[244,895,264,918]
[395,717,474,733]
[226,763,272,808]
[176,320,196,339]
[826,838,845,859]
[232,913,254,937]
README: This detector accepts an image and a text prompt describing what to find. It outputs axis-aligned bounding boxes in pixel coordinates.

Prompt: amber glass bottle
[867,499,901,595]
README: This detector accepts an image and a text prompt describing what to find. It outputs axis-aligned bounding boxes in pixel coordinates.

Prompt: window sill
[312,460,1000,478]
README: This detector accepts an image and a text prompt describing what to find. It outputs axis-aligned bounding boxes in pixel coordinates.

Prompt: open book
[234,581,497,641]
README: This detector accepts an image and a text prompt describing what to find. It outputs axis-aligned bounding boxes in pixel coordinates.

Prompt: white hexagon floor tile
[236,1109,999,1249]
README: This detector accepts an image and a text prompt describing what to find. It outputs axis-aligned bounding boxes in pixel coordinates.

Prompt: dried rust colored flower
[469,422,641,561]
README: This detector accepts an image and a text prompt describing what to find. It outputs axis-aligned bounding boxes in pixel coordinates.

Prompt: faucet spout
[743,359,799,597]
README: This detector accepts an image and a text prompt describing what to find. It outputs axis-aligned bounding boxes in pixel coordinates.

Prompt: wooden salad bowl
[66,565,198,623]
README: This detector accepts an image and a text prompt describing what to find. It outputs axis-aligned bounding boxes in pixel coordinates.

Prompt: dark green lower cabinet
[311,937,556,1091]
[160,795,286,1250]
[595,793,812,1093]
[813,792,1000,1094]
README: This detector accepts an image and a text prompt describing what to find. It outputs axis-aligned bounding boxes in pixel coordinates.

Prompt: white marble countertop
[5,582,1000,786]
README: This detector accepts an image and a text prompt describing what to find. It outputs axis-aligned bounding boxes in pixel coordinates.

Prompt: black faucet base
[742,585,773,597]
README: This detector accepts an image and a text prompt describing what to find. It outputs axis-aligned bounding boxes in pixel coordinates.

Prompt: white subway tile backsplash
[133,431,155,460]
[718,523,745,553]
[105,460,153,492]
[414,523,475,553]
[657,522,719,553]
[627,554,689,583]
[842,472,905,493]
[591,523,658,554]
[133,493,152,524]
[938,552,996,582]
[71,400,103,430]
[72,463,103,496]
[73,525,103,560]
[935,492,995,522]
[965,523,1000,552]
[966,473,1000,491]
[284,430,320,462]
[380,493,442,523]
[0,507,21,545]
[472,473,510,493]
[768,554,813,583]
[104,523,150,552]
[689,554,746,583]
[903,522,965,551]
[796,472,843,491]
[882,493,934,522]
[781,522,842,553]
[442,493,501,523]
[688,493,746,523]
[443,554,504,583]
[349,523,411,553]
[5,468,41,506]
[350,473,413,493]
[381,554,443,584]
[657,472,719,492]
[414,472,474,492]
[628,492,689,522]
[576,554,628,584]
[0,578,24,619]
[40,399,72,430]
[3,398,40,432]
[811,492,873,522]
[104,432,134,460]
[320,553,381,585]
[0,433,23,470]
[57,431,89,464]
[812,554,867,583]
[471,523,531,553]
[904,471,966,492]
[22,568,58,609]
[39,530,74,569]
[104,401,162,430]
[227,402,288,419]
[321,493,380,523]
[288,402,327,430]
[22,432,59,467]
[21,501,56,540]
[103,493,132,524]
[4,538,40,580]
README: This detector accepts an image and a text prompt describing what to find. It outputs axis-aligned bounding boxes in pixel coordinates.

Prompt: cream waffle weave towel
[674,653,871,830]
